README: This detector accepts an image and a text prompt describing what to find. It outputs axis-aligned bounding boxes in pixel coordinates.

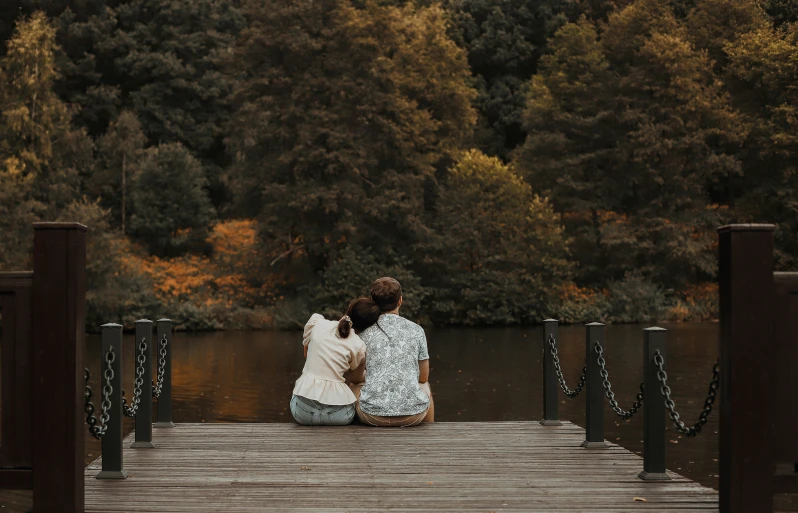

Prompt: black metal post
[582,322,607,448]
[96,323,128,479]
[540,319,561,426]
[131,319,154,448]
[639,327,670,480]
[154,318,174,428]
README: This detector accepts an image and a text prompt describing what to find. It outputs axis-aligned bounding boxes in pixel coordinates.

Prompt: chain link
[123,338,148,417]
[84,346,115,440]
[654,350,720,437]
[152,334,167,398]
[594,341,644,420]
[547,334,587,399]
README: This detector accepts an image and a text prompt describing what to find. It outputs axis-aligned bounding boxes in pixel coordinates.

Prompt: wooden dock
[84,422,717,512]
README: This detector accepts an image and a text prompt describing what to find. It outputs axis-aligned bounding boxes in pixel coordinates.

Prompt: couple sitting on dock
[290,277,434,427]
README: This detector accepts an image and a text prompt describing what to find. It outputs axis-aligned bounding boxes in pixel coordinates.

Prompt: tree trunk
[122,154,126,234]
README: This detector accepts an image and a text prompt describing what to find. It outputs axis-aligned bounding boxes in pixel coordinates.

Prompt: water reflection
[92,323,723,487]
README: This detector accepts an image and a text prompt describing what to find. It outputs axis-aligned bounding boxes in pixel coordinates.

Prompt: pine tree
[56,0,245,205]
[515,2,745,289]
[445,0,567,159]
[727,23,798,268]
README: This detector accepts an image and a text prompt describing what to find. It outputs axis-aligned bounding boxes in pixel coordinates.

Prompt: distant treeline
[1,0,795,330]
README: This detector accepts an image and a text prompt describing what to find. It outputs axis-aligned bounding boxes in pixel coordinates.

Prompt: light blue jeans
[290,395,356,426]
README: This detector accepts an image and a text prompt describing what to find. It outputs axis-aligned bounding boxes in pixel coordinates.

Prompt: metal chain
[594,341,644,420]
[654,350,720,437]
[547,334,587,399]
[123,338,147,417]
[84,346,115,440]
[152,334,167,398]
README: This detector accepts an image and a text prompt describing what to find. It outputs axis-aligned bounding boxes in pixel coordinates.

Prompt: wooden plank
[772,273,798,494]
[85,422,718,512]
[0,469,33,489]
[0,284,33,471]
[0,272,33,291]
[31,223,87,513]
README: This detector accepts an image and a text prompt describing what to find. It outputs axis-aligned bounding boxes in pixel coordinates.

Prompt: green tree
[766,0,798,27]
[445,0,567,159]
[227,0,476,276]
[727,23,798,268]
[129,142,215,256]
[516,3,745,290]
[90,110,147,234]
[683,0,767,71]
[56,0,245,205]
[425,150,571,324]
[0,12,91,269]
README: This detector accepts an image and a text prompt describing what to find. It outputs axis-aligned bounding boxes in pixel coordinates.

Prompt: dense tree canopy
[1,0,797,329]
[227,0,476,276]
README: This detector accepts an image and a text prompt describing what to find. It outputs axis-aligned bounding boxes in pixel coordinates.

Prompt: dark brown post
[582,322,607,448]
[717,224,775,513]
[31,223,87,513]
[540,319,562,426]
[639,327,669,481]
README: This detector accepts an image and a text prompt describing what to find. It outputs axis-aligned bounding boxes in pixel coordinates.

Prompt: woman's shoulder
[304,314,339,335]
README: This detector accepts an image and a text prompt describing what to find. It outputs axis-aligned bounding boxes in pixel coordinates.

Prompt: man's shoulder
[383,314,425,338]
[359,324,383,343]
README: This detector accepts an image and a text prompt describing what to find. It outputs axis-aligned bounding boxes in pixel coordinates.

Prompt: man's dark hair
[370,277,402,313]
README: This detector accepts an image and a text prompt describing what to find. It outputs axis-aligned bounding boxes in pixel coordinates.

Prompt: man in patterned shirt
[352,277,434,426]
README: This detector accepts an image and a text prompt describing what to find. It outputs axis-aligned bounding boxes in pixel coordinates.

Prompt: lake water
[4,321,796,511]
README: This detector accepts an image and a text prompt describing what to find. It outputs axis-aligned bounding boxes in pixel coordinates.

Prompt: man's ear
[398,296,403,307]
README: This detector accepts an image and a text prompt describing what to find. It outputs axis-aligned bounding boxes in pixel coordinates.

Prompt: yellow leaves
[558,282,601,303]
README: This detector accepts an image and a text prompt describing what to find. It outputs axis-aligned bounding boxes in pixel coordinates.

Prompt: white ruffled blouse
[292,313,366,405]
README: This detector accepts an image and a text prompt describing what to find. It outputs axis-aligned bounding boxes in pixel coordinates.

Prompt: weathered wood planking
[85,422,717,512]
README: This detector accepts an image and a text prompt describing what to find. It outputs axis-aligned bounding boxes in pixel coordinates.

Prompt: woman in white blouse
[290,298,380,425]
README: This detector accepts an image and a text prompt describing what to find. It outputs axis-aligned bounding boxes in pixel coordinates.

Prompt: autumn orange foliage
[118,219,271,315]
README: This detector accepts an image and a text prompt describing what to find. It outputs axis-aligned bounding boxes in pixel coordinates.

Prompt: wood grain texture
[85,422,718,512]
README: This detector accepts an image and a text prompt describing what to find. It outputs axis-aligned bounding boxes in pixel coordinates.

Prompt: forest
[1,0,796,330]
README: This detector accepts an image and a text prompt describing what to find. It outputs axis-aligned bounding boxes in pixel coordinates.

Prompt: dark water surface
[114,322,726,485]
[5,322,796,511]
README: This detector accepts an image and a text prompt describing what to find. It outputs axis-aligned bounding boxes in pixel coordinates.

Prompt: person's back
[351,277,434,426]
[358,313,429,416]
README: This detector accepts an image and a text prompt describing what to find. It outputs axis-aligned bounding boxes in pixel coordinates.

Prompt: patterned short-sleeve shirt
[358,314,430,416]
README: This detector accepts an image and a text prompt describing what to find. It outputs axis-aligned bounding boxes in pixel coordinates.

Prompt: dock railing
[83,319,174,480]
[541,224,798,513]
[2,222,796,513]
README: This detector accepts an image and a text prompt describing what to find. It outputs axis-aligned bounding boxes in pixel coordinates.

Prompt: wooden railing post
[31,222,87,513]
[131,319,154,448]
[582,322,607,448]
[97,323,128,479]
[717,224,775,513]
[639,327,669,480]
[540,319,562,426]
[154,318,174,428]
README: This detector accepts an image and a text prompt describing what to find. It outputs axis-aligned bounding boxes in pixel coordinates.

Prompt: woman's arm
[303,345,308,359]
[347,360,366,384]
[418,359,429,384]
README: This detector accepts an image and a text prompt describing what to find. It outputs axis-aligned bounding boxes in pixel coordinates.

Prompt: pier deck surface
[85,421,718,512]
